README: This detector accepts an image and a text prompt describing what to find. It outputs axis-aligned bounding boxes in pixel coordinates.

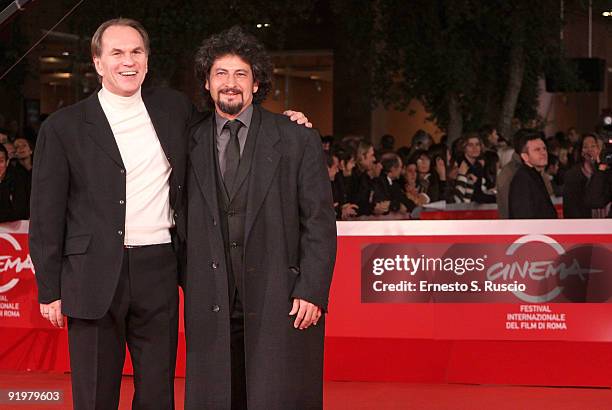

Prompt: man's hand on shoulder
[283,110,313,128]
[40,300,64,328]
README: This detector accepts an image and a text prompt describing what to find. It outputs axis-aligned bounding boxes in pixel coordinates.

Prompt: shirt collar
[98,85,143,111]
[214,104,254,136]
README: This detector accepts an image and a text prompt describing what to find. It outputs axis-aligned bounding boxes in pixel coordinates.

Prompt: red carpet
[0,371,610,409]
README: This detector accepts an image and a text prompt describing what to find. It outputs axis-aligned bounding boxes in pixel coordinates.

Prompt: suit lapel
[245,106,280,242]
[84,92,125,168]
[142,91,172,167]
[190,118,220,214]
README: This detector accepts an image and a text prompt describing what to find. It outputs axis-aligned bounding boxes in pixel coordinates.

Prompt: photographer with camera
[564,133,611,218]
[583,134,612,218]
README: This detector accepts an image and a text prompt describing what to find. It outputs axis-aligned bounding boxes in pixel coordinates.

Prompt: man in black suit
[509,132,557,219]
[375,152,415,214]
[30,18,310,410]
[30,18,192,409]
[183,27,336,409]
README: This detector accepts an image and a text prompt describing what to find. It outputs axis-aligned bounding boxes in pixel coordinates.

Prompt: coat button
[119,200,125,205]
[117,230,123,236]
[178,185,182,190]
[211,261,218,269]
[120,169,125,174]
[230,241,239,248]
[212,218,217,226]
[174,212,179,218]
[211,305,220,312]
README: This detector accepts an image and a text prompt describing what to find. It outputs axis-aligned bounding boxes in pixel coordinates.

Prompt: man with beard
[183,26,336,409]
[30,18,310,409]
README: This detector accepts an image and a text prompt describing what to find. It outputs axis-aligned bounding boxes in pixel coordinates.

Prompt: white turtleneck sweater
[98,86,173,246]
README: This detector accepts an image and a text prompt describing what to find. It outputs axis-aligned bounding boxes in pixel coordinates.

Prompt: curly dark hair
[194,26,272,108]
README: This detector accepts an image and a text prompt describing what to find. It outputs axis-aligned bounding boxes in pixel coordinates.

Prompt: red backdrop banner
[2,220,612,387]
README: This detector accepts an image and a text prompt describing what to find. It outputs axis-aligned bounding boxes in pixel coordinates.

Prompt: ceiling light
[40,56,62,63]
[49,73,72,79]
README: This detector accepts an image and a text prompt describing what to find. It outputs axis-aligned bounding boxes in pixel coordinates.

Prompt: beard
[218,99,244,116]
[216,88,244,115]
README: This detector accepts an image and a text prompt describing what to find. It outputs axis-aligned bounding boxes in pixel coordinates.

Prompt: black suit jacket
[584,167,612,217]
[30,87,196,319]
[374,173,416,213]
[508,164,557,219]
[562,164,592,218]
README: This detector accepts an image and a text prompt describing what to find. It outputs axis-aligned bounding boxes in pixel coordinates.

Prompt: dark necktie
[223,119,243,192]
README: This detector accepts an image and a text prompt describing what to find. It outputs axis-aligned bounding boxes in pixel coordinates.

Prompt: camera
[600,115,612,167]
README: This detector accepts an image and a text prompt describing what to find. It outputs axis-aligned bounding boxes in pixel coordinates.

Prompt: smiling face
[581,135,601,162]
[93,25,148,97]
[14,138,32,160]
[206,54,258,119]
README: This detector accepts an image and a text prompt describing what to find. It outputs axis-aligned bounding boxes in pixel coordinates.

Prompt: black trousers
[68,244,179,410]
[230,289,247,410]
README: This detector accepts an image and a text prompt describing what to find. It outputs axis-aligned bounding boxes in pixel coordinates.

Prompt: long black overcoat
[182,105,336,410]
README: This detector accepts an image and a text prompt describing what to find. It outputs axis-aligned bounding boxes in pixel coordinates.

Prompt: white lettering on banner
[372,281,417,292]
[487,260,596,283]
[483,281,526,292]
[487,234,600,303]
[0,303,20,309]
[0,233,34,321]
[505,305,568,332]
[0,233,34,295]
[372,255,487,276]
[420,281,469,292]
[371,280,528,294]
[363,233,609,306]
[0,255,34,274]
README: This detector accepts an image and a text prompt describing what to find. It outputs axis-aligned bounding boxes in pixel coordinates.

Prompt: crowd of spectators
[2,109,611,224]
[0,114,33,223]
[323,125,612,220]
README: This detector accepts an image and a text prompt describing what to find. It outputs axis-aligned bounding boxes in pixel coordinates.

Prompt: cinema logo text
[0,233,34,294]
[486,234,600,303]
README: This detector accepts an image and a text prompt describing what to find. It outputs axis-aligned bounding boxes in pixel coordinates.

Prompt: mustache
[220,87,242,94]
